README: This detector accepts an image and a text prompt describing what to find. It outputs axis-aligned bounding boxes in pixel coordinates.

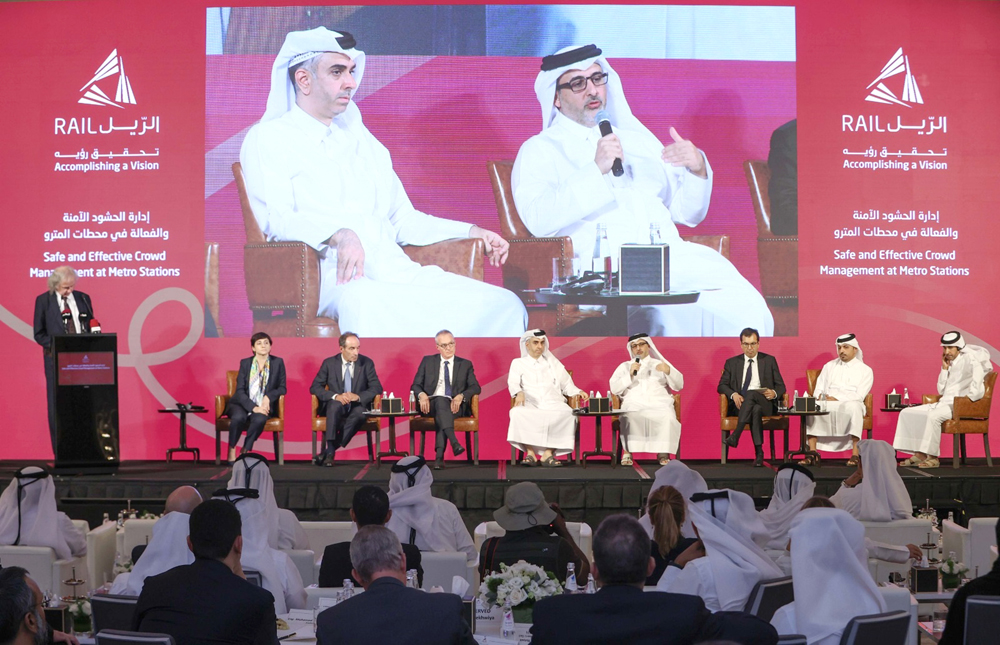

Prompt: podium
[52,333,120,468]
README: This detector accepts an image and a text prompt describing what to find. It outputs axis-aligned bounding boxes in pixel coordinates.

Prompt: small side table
[574,408,621,467]
[159,404,207,461]
[782,409,830,464]
[364,410,418,466]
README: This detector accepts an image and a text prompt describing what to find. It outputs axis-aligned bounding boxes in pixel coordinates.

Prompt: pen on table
[278,633,297,641]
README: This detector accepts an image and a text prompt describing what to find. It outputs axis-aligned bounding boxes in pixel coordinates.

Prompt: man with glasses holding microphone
[511,44,772,337]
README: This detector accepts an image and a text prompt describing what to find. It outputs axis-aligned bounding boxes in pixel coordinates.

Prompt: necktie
[62,296,76,334]
[741,359,754,395]
[343,364,353,410]
[444,361,452,397]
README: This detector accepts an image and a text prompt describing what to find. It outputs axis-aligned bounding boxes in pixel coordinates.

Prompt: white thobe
[240,105,526,337]
[610,356,683,454]
[655,559,724,612]
[512,112,773,337]
[806,359,874,452]
[388,498,478,564]
[507,355,582,455]
[893,354,974,457]
[277,508,309,551]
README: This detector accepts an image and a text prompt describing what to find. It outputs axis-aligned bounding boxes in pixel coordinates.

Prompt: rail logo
[865,47,923,108]
[82,355,90,364]
[78,49,136,108]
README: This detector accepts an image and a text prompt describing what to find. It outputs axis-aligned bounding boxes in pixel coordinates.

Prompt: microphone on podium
[61,310,73,332]
[89,319,102,334]
[78,311,91,333]
[595,110,624,177]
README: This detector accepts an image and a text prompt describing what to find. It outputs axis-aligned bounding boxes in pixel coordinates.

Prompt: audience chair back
[420,551,470,591]
[965,595,1000,644]
[806,369,873,439]
[284,549,317,587]
[122,519,156,562]
[96,630,176,645]
[244,569,263,587]
[301,521,357,558]
[91,594,139,633]
[87,520,118,592]
[743,576,794,622]
[837,610,910,645]
[776,637,808,645]
[0,545,83,597]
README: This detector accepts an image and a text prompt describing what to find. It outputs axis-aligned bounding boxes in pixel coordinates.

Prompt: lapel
[333,356,345,391]
[430,355,442,390]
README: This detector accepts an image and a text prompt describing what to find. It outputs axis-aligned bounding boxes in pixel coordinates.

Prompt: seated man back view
[133,499,278,645]
[530,514,778,645]
[318,485,422,587]
[315,525,475,645]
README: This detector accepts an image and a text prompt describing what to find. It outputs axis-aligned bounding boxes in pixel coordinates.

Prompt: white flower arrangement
[479,560,563,609]
[67,598,91,617]
[941,558,969,575]
[113,558,133,575]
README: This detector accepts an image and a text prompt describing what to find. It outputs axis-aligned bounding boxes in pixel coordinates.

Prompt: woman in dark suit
[226,332,286,461]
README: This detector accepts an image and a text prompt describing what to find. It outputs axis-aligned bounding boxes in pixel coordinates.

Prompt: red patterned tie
[62,296,77,334]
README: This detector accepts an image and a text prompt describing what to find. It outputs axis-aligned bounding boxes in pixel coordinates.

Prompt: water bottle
[406,569,418,589]
[649,223,663,244]
[342,579,354,597]
[565,562,578,593]
[818,392,827,412]
[592,225,603,272]
[793,389,799,403]
[903,388,910,405]
[585,573,596,594]
[409,391,415,412]
[599,225,612,291]
[501,598,515,637]
[102,512,110,525]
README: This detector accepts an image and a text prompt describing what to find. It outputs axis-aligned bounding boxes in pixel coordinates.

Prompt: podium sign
[52,333,120,467]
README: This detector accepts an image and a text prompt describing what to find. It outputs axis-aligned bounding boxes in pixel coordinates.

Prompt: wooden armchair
[204,242,223,337]
[311,390,383,461]
[487,160,730,335]
[215,370,285,465]
[744,160,798,336]
[719,393,790,464]
[923,370,996,468]
[232,162,485,338]
[408,395,481,465]
[806,369,873,440]
[610,393,682,462]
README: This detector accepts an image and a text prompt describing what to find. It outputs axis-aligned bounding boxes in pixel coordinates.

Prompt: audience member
[939,519,1000,645]
[0,566,80,645]
[228,453,308,550]
[110,485,202,595]
[759,464,815,550]
[132,499,278,645]
[831,440,912,521]
[315,525,475,645]
[531,515,778,645]
[479,482,589,581]
[639,460,708,539]
[0,467,85,560]
[386,456,477,564]
[657,489,782,611]
[319,485,422,587]
[771,508,887,645]
[646,486,698,585]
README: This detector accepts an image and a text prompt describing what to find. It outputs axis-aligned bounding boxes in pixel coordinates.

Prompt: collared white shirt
[55,292,82,333]
[431,358,454,398]
[741,354,762,391]
[341,357,355,382]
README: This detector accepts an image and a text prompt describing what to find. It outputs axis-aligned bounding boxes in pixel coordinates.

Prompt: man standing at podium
[33,266,96,455]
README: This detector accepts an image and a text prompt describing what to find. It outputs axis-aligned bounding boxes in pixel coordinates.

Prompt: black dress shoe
[753,450,764,468]
[723,435,739,449]
[434,458,444,470]
[313,452,328,467]
[452,444,465,458]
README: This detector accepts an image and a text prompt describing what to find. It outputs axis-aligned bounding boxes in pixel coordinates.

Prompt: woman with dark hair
[225,332,286,461]
[645,485,697,584]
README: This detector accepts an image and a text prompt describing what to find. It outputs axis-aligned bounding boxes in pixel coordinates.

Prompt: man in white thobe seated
[609,333,683,466]
[508,329,589,467]
[239,27,526,337]
[386,456,477,565]
[893,330,991,469]
[512,44,772,337]
[656,489,782,612]
[227,453,308,551]
[758,464,815,552]
[831,440,913,522]
[110,486,202,596]
[802,333,874,466]
[0,466,85,560]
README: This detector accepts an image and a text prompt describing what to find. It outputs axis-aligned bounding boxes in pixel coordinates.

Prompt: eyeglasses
[630,341,649,349]
[437,342,456,349]
[556,72,609,94]
[741,342,759,348]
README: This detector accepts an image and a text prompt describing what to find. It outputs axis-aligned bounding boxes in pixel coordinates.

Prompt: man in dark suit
[32,266,96,455]
[719,327,787,467]
[318,485,422,587]
[531,514,778,645]
[133,499,278,645]
[411,329,481,469]
[225,332,287,460]
[939,519,1000,645]
[310,332,381,466]
[316,525,473,645]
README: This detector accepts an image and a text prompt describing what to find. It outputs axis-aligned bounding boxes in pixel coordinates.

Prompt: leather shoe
[753,448,764,468]
[452,444,465,458]
[434,458,444,470]
[313,453,327,467]
[723,435,739,449]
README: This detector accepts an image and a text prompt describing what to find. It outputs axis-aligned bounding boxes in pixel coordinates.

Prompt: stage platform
[3,458,998,531]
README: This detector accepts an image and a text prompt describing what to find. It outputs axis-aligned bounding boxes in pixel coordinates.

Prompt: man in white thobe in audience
[0,466,85,560]
[831,440,913,521]
[227,453,308,550]
[507,329,589,467]
[803,333,874,465]
[758,464,815,552]
[512,44,772,337]
[893,330,991,469]
[609,333,683,466]
[239,27,526,337]
[386,456,477,565]
[110,486,202,596]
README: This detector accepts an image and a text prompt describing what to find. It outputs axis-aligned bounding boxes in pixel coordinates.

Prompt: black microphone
[78,312,91,334]
[631,357,640,374]
[596,110,623,177]
[61,310,72,332]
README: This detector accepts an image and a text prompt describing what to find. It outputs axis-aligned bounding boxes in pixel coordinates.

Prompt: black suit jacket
[718,352,787,417]
[310,354,381,408]
[316,576,474,645]
[230,356,287,416]
[33,289,95,352]
[530,585,778,645]
[411,354,481,416]
[133,558,278,645]
[318,541,423,588]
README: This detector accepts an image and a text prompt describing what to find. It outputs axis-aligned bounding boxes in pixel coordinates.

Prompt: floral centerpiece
[479,560,563,623]
[113,557,133,575]
[67,599,92,634]
[940,557,969,589]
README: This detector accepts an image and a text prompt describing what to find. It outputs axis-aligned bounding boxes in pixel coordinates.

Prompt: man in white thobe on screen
[803,333,874,464]
[893,331,991,469]
[609,333,683,466]
[512,44,773,337]
[239,27,526,337]
[507,329,589,467]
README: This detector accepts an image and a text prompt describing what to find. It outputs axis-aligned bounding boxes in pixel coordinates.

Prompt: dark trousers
[424,397,461,456]
[226,404,269,451]
[323,400,367,452]
[44,354,57,455]
[729,390,771,446]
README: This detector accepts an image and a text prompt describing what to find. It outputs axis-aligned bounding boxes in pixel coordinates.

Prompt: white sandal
[620,453,633,466]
